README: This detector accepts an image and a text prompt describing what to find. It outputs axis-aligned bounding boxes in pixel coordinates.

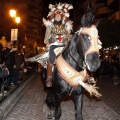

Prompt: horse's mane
[62,34,78,54]
[61,33,84,70]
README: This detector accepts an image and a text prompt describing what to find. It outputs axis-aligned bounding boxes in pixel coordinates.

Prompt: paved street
[4,73,120,120]
[97,75,120,115]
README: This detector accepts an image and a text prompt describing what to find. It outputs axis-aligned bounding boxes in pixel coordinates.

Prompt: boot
[46,62,53,87]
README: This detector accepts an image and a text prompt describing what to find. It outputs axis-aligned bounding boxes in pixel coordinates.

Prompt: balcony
[26,20,38,28]
[26,11,39,19]
[109,11,120,20]
[28,0,39,8]
[97,7,109,15]
[108,0,114,6]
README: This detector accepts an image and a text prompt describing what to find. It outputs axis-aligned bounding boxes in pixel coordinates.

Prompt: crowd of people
[0,42,37,98]
[0,41,119,98]
[96,50,120,81]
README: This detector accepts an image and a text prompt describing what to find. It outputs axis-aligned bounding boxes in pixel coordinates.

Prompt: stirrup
[46,76,52,87]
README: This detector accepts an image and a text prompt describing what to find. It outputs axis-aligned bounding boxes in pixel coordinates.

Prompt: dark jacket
[0,69,9,78]
[14,52,24,70]
[0,65,9,78]
[0,51,5,64]
[3,48,15,67]
[3,48,15,76]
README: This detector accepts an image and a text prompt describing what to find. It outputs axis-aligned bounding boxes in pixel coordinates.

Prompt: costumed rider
[43,3,73,87]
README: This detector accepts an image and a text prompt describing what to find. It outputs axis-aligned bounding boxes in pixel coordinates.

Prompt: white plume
[43,18,53,27]
[47,12,52,17]
[65,13,69,17]
[51,8,56,12]
[65,4,69,8]
[68,5,73,10]
[57,3,62,9]
[65,20,73,33]
[49,4,54,9]
[64,8,67,13]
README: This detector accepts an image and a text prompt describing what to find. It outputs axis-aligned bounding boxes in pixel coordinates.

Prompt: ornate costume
[43,3,73,87]
[43,3,73,60]
[43,18,73,44]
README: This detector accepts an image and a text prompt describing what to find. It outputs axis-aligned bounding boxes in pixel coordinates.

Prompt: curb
[0,73,37,120]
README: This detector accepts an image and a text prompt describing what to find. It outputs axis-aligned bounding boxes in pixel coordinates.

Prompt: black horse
[42,4,101,120]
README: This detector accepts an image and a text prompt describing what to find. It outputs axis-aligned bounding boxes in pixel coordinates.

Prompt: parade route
[4,73,120,120]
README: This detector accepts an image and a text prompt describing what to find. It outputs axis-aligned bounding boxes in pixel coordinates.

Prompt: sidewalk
[4,73,120,120]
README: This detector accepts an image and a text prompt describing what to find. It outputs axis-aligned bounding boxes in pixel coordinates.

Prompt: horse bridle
[67,24,102,72]
[68,52,85,70]
[76,25,102,64]
[67,34,86,70]
[57,25,101,73]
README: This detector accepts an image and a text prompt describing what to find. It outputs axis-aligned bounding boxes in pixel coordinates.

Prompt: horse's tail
[41,68,47,90]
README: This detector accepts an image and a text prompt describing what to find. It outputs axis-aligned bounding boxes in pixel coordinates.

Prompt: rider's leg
[46,61,53,87]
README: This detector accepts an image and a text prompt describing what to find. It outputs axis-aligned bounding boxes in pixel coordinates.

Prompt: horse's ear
[81,0,96,27]
[91,0,95,11]
[95,20,99,28]
[86,3,90,13]
[81,15,85,27]
[86,0,95,13]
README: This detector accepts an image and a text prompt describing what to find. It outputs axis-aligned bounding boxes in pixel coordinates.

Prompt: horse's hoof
[47,111,55,119]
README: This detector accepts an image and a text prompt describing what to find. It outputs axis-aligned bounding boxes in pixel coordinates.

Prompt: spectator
[111,50,117,61]
[0,43,9,91]
[0,65,9,78]
[12,46,24,86]
[116,52,120,62]
[0,43,5,65]
[0,43,9,78]
[114,56,120,79]
[109,58,115,78]
[3,42,16,89]
[102,56,109,75]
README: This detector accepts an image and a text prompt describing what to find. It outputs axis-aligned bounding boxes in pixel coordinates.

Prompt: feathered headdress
[47,3,73,22]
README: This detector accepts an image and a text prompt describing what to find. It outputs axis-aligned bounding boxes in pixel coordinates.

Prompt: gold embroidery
[51,24,68,42]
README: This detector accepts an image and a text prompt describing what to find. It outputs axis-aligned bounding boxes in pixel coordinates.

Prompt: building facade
[108,0,120,21]
[0,0,44,49]
[95,0,120,21]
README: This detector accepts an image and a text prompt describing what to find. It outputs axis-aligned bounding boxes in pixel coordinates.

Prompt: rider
[43,3,73,87]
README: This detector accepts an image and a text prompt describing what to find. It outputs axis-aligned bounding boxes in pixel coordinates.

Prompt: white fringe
[78,79,102,97]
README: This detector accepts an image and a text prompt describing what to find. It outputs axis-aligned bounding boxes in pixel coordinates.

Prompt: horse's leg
[45,91,61,120]
[45,89,55,119]
[54,93,61,120]
[72,93,83,120]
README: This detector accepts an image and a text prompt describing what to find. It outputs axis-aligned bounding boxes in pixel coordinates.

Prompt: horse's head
[77,2,101,72]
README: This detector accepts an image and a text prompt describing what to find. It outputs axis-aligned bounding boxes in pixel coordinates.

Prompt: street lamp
[9,9,21,24]
[10,10,16,18]
[9,9,21,47]
[15,17,21,24]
